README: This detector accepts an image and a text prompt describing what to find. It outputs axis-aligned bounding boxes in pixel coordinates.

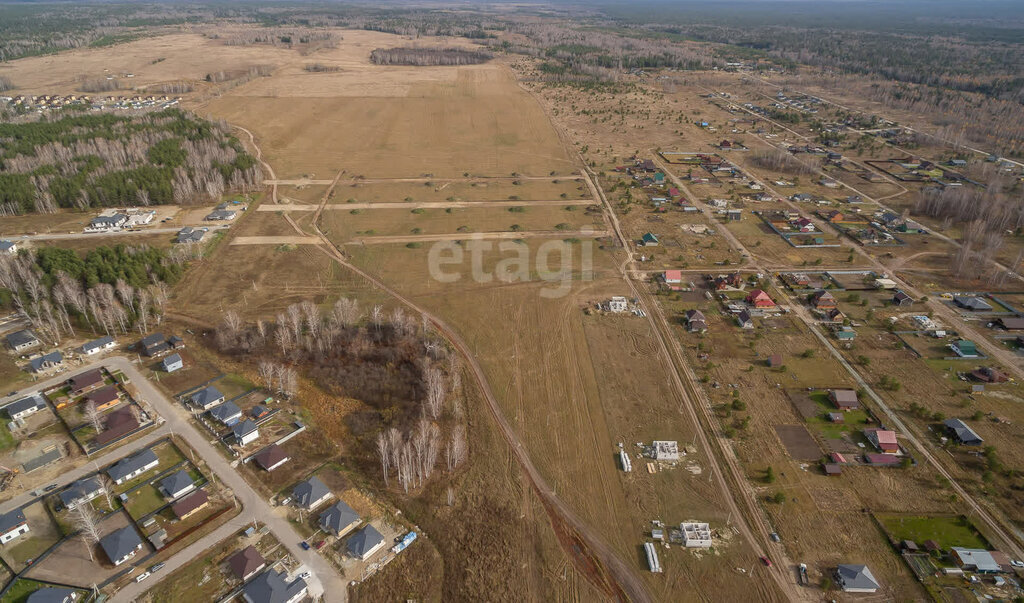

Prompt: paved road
[0,357,344,602]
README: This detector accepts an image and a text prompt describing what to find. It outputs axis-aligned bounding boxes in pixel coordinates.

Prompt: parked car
[759,556,772,567]
[150,562,165,572]
[44,484,58,492]
[299,541,310,550]
[135,571,151,583]
[298,571,311,581]
[314,540,326,550]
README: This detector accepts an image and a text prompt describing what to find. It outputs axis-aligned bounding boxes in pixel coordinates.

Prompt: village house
[209,400,243,426]
[29,351,64,374]
[107,448,159,485]
[0,509,29,544]
[253,444,290,472]
[85,214,128,233]
[229,545,267,582]
[951,339,979,358]
[293,476,332,511]
[69,369,105,395]
[745,289,775,308]
[685,310,707,333]
[175,227,208,244]
[205,209,237,221]
[100,526,143,566]
[319,500,361,537]
[191,386,226,411]
[835,564,880,593]
[86,386,120,412]
[59,476,104,510]
[347,524,386,560]
[864,428,899,454]
[681,522,712,548]
[81,336,116,356]
[823,210,844,223]
[892,291,914,307]
[810,290,837,309]
[996,316,1024,330]
[6,329,40,352]
[944,418,984,446]
[829,389,859,411]
[171,489,209,520]
[233,420,260,445]
[94,407,140,447]
[953,296,993,312]
[951,548,1002,573]
[139,333,171,357]
[242,570,307,603]
[736,310,754,329]
[823,308,845,323]
[640,233,659,247]
[663,270,682,290]
[970,366,1007,383]
[5,396,46,422]
[159,470,195,499]
[161,353,184,373]
[0,241,17,255]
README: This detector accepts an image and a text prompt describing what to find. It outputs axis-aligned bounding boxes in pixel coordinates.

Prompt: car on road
[299,541,310,550]
[7,391,17,397]
[44,484,58,492]
[150,562,165,572]
[759,556,772,567]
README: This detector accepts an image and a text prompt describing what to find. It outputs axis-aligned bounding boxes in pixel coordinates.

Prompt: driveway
[0,357,344,601]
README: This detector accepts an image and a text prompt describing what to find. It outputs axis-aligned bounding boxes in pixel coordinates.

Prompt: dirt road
[259,199,593,211]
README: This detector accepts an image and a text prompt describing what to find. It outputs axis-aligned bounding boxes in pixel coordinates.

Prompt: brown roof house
[228,545,267,582]
[253,444,290,472]
[171,489,209,520]
[829,389,860,411]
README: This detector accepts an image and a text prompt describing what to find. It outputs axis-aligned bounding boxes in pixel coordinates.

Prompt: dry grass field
[10,19,1020,601]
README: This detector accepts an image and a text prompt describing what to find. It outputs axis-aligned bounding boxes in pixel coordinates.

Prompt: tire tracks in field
[252,139,653,601]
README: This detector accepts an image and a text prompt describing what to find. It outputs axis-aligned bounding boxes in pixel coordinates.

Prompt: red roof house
[865,428,899,453]
[745,289,775,308]
[663,270,683,287]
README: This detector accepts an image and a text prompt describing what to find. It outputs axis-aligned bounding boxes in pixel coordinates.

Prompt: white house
[5,396,46,421]
[100,526,143,566]
[106,449,159,485]
[81,336,116,356]
[0,241,17,255]
[0,509,29,544]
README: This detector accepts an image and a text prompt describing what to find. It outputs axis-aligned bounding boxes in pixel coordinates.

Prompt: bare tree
[257,360,276,392]
[70,503,101,561]
[332,297,361,327]
[446,424,467,471]
[83,401,104,433]
[424,366,445,419]
[376,432,390,486]
[370,305,384,334]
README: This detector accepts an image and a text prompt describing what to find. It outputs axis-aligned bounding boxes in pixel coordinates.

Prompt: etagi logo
[427,228,595,298]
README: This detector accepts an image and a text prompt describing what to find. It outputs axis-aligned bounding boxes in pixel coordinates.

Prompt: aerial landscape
[0,0,1023,601]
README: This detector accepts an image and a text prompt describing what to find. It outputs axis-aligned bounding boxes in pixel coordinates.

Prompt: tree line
[0,109,261,215]
[0,244,179,346]
[369,47,492,66]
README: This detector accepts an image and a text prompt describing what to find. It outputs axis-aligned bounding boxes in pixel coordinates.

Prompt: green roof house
[951,339,978,358]
[641,233,659,247]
